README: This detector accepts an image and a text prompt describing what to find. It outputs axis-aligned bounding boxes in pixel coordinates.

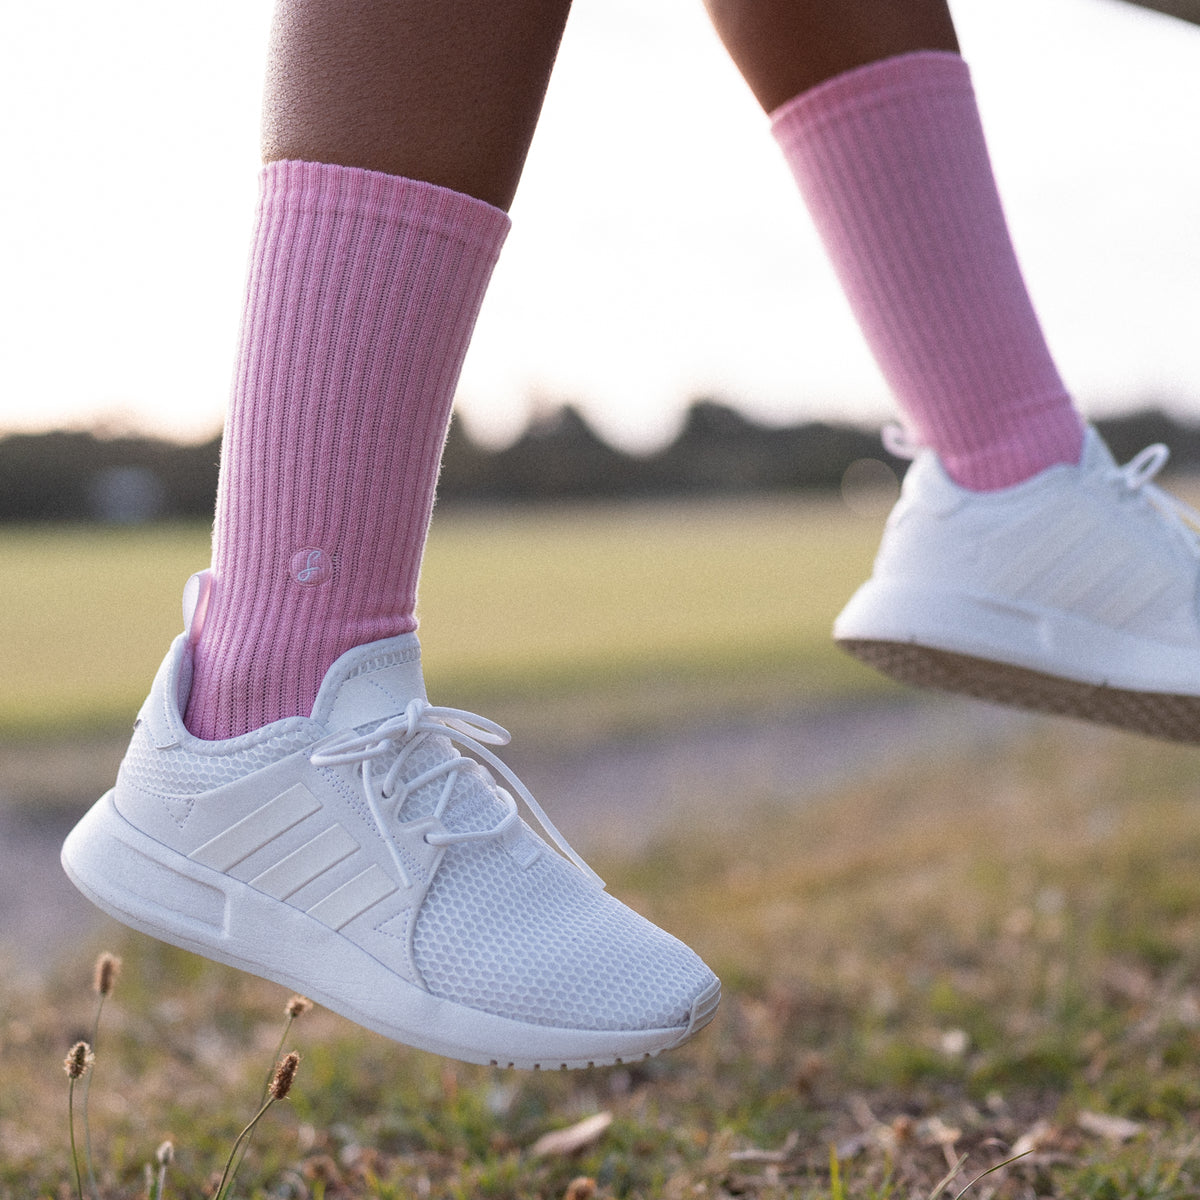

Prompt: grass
[7,495,1200,1196]
[6,717,1200,1197]
[0,493,893,740]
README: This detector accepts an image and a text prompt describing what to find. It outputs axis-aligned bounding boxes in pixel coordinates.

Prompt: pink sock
[771,51,1083,491]
[185,160,510,740]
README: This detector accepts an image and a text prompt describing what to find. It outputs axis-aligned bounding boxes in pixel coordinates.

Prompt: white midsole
[835,578,1200,696]
[61,793,710,1068]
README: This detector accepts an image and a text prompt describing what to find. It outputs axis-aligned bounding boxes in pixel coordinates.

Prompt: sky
[4,0,1200,451]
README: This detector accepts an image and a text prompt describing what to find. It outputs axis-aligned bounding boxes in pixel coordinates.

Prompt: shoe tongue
[309,634,505,836]
[310,634,427,731]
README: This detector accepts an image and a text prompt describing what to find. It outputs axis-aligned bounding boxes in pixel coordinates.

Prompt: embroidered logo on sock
[290,547,333,586]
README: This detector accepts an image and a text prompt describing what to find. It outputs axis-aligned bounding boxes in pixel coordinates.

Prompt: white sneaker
[835,427,1200,742]
[62,588,720,1068]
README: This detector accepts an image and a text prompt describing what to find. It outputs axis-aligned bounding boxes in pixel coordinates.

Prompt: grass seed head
[155,1140,174,1166]
[269,1051,300,1101]
[64,1041,94,1079]
[286,995,313,1019]
[93,952,122,997]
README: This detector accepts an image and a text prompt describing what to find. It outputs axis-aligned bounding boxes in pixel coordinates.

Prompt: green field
[0,495,893,740]
[9,496,1200,1197]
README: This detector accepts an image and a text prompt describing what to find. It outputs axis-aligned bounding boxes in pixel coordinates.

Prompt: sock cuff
[769,50,971,136]
[260,159,511,259]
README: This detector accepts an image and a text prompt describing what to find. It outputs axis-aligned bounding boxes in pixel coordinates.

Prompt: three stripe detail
[188,783,397,930]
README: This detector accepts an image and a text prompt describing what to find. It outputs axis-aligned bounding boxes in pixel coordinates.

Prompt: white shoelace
[881,421,919,460]
[309,700,604,890]
[1110,442,1200,553]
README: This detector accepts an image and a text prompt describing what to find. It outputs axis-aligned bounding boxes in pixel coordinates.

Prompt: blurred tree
[1117,0,1200,24]
[3,405,1200,519]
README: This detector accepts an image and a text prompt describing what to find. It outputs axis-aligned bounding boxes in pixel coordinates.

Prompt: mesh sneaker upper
[111,630,717,1041]
[118,721,314,796]
[361,728,713,1030]
[874,429,1200,643]
[414,838,710,1031]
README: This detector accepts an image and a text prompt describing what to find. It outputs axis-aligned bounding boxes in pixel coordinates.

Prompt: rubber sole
[62,792,720,1069]
[839,638,1200,744]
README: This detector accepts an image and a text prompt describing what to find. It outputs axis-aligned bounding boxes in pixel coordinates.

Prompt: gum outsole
[838,638,1200,745]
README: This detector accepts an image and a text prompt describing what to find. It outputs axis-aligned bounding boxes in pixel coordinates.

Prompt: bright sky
[4,0,1199,450]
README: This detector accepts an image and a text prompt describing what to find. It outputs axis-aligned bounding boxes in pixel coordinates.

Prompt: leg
[62,0,721,1066]
[703,0,958,110]
[705,1,1200,743]
[188,0,571,738]
[707,0,1082,493]
[262,0,571,210]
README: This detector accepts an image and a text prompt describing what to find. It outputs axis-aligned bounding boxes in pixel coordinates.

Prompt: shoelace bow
[1110,443,1200,553]
[881,422,919,460]
[309,699,604,890]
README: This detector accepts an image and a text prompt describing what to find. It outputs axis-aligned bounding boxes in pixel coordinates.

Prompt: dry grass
[5,712,1200,1197]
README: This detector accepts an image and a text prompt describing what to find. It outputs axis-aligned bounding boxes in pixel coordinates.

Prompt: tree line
[1,401,1197,522]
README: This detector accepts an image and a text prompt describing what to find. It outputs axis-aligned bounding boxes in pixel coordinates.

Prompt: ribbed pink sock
[185,160,510,740]
[771,51,1083,491]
